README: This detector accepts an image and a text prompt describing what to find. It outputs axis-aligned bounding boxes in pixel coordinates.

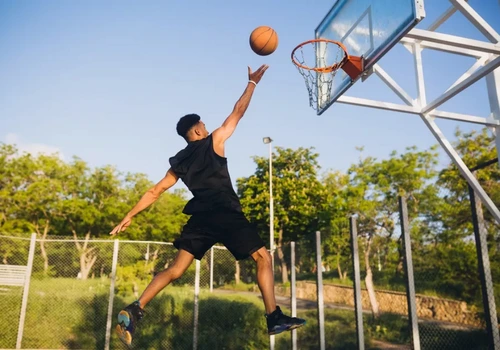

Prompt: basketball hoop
[291,39,364,110]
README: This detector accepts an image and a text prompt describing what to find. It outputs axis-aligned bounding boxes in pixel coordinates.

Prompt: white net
[292,40,346,111]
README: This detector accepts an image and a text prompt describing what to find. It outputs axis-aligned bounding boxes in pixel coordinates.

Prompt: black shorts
[174,210,265,261]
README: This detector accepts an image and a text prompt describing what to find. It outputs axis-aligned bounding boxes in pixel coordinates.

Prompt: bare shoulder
[211,131,225,157]
[211,126,225,145]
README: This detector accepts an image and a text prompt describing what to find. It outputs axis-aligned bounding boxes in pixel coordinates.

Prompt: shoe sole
[268,321,306,335]
[116,324,132,347]
[116,310,133,347]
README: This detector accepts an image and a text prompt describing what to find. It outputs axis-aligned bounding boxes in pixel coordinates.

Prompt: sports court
[1,0,500,349]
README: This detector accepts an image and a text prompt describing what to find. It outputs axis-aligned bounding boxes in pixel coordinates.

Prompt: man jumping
[110,64,306,347]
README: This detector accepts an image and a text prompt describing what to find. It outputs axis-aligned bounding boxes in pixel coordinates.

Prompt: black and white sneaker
[266,306,306,335]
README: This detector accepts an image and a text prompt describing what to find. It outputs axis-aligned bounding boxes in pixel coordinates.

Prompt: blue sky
[1,0,499,194]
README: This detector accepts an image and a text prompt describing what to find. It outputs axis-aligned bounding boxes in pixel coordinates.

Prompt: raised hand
[248,64,269,85]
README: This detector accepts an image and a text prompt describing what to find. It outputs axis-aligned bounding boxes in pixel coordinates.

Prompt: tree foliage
[1,126,498,311]
[237,147,325,282]
[0,143,188,277]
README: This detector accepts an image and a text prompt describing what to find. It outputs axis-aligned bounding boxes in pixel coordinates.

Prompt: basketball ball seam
[255,28,273,55]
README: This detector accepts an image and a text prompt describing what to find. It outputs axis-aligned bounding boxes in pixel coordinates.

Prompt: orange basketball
[249,26,279,56]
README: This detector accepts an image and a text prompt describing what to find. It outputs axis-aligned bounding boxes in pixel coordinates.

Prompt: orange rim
[291,39,350,73]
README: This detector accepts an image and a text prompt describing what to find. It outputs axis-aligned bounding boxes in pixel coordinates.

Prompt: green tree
[56,160,123,279]
[12,152,67,274]
[432,127,500,302]
[345,153,382,318]
[0,142,188,278]
[119,172,188,242]
[438,128,500,236]
[344,145,439,318]
[237,147,325,283]
[320,170,351,280]
[0,144,33,263]
[368,145,439,277]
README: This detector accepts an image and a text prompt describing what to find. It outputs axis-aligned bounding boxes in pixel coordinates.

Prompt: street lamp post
[263,136,275,350]
[262,137,274,271]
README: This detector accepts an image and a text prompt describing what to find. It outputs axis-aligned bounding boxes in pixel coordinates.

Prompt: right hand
[248,64,269,85]
[109,215,133,236]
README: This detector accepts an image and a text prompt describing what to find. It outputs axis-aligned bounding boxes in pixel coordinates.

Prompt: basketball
[249,26,279,56]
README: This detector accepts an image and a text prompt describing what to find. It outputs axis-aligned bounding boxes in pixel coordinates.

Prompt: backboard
[314,0,425,115]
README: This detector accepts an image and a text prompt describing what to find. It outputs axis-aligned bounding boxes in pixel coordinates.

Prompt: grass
[219,281,258,292]
[0,277,490,349]
[0,286,23,347]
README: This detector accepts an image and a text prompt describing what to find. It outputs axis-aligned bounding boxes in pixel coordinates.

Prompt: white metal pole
[291,242,297,350]
[316,231,326,350]
[193,259,200,350]
[350,217,365,350]
[16,233,36,349]
[263,137,276,350]
[399,197,421,350]
[210,247,214,293]
[269,141,275,350]
[105,239,120,350]
[486,68,500,167]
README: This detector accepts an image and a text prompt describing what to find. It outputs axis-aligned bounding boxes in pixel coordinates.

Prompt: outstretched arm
[212,64,269,146]
[109,168,179,235]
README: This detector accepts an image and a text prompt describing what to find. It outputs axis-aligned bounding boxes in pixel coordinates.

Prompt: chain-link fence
[0,235,31,349]
[0,235,116,349]
[409,185,490,350]
[265,195,496,350]
[0,235,287,350]
[0,235,264,350]
[1,198,498,350]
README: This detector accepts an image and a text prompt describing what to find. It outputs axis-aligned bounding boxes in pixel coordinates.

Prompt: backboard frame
[314,0,426,115]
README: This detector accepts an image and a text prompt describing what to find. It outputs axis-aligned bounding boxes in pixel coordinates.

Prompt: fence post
[315,231,325,350]
[210,247,214,293]
[290,241,297,350]
[270,247,275,350]
[349,216,365,350]
[193,259,200,350]
[16,232,36,349]
[469,184,500,350]
[104,239,120,350]
[398,196,421,350]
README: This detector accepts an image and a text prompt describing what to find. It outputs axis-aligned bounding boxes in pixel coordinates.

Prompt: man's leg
[220,211,305,335]
[251,246,306,335]
[251,247,276,314]
[116,249,195,346]
[139,249,195,308]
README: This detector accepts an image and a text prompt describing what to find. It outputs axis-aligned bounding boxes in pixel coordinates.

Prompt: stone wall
[275,281,483,327]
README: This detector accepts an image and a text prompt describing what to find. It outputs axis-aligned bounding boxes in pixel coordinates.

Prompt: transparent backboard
[315,0,425,115]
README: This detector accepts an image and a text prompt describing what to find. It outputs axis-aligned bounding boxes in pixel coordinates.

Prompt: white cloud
[3,133,65,160]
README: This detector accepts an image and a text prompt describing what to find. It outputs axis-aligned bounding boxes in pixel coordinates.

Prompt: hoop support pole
[342,56,364,80]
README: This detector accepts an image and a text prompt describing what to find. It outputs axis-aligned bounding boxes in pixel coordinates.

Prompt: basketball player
[111,64,306,346]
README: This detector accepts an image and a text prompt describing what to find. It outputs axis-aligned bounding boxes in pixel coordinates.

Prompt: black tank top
[168,134,242,214]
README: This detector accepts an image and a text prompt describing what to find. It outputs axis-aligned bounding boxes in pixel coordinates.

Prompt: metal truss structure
[337,0,500,224]
[335,1,500,348]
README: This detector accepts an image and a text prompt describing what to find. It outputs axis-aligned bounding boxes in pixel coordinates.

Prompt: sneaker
[116,301,144,347]
[265,306,306,335]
